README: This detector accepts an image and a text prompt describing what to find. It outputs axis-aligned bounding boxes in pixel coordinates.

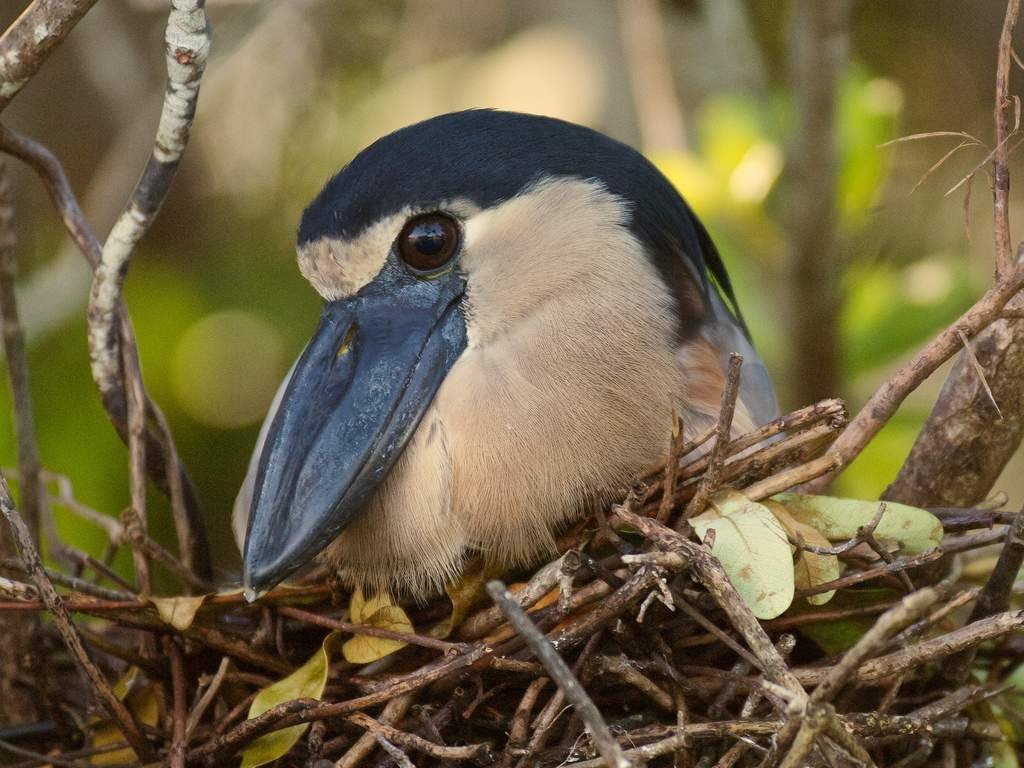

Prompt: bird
[234,109,778,602]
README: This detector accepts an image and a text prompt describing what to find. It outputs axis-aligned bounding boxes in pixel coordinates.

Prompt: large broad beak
[242,264,467,596]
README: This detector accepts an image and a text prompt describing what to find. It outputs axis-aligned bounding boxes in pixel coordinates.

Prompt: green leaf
[772,493,942,555]
[691,489,795,619]
[240,633,338,768]
[764,500,840,606]
[795,588,901,654]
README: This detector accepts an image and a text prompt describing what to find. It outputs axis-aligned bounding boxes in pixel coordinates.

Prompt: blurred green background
[1,0,1020,589]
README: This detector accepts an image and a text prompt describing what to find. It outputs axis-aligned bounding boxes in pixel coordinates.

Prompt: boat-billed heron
[234,109,778,600]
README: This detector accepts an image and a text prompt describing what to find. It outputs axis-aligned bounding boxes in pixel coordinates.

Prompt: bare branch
[0,475,152,761]
[0,160,43,542]
[0,0,99,112]
[488,579,631,768]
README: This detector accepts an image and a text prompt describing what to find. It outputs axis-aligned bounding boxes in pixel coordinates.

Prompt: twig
[657,412,684,523]
[793,548,943,597]
[188,646,490,763]
[0,160,44,543]
[349,711,492,762]
[502,677,549,768]
[786,503,887,555]
[744,453,842,500]
[87,0,210,581]
[957,329,1002,417]
[994,0,1021,278]
[0,0,100,112]
[611,507,806,704]
[946,508,1024,681]
[336,693,415,768]
[588,654,674,711]
[375,735,417,768]
[166,637,186,768]
[486,580,631,768]
[123,346,151,594]
[278,605,469,654]
[810,588,940,703]
[808,244,1024,491]
[681,354,742,521]
[655,399,846,489]
[0,123,210,578]
[0,557,129,600]
[185,656,229,740]
[0,476,152,761]
[0,574,35,600]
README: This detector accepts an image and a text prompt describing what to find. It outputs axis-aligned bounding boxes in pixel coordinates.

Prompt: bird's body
[235,110,777,600]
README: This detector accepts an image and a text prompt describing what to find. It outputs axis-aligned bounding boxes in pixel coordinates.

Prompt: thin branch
[994,0,1021,277]
[486,580,631,768]
[945,508,1024,681]
[86,0,211,580]
[0,159,44,547]
[0,123,210,577]
[957,329,1002,417]
[807,248,1024,491]
[166,637,187,768]
[682,354,742,521]
[612,506,806,704]
[348,711,492,762]
[0,476,152,761]
[0,0,100,112]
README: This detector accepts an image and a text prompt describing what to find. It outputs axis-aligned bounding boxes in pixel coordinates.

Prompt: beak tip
[242,554,279,602]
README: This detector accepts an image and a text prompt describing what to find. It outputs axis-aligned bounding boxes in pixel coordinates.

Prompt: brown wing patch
[677,334,758,437]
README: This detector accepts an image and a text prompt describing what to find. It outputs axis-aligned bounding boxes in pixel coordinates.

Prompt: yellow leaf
[691,489,795,619]
[773,493,943,555]
[240,632,338,768]
[341,588,415,664]
[149,594,209,630]
[764,500,840,606]
[90,668,159,765]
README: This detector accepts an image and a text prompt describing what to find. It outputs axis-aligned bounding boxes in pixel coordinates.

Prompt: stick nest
[2,397,1023,768]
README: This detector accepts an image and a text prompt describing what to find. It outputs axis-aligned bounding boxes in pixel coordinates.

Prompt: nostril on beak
[336,323,358,357]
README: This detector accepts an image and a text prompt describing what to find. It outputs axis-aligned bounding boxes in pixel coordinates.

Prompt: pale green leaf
[692,489,795,619]
[773,493,942,554]
[764,500,840,606]
[240,632,337,768]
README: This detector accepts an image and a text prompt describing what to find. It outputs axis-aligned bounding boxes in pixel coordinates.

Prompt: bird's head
[241,109,751,597]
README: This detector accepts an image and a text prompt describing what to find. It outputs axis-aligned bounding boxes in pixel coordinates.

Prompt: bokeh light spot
[172,311,286,429]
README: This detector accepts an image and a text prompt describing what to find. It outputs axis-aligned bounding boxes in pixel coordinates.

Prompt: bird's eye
[396,213,461,272]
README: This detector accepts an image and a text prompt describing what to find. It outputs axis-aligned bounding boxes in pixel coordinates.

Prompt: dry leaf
[341,587,415,664]
[431,560,492,639]
[149,594,209,630]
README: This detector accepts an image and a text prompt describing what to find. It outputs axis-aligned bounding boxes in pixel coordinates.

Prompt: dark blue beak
[242,263,467,595]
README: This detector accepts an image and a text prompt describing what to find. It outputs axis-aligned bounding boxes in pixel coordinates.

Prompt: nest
[1,393,1022,768]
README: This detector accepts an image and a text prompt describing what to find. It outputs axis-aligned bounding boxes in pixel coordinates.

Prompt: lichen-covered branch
[0,0,99,112]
